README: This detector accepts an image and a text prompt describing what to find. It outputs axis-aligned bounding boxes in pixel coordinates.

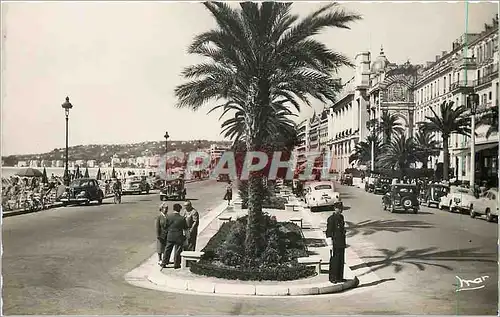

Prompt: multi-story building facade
[209,144,230,169]
[414,15,498,184]
[295,120,309,165]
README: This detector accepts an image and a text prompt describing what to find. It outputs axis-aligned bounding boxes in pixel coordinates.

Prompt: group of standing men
[155,200,199,269]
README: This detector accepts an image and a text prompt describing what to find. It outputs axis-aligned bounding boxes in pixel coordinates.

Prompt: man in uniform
[326,203,346,283]
[182,201,199,251]
[155,202,169,265]
[160,203,188,269]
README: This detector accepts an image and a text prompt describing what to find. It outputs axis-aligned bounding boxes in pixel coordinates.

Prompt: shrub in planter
[191,214,314,281]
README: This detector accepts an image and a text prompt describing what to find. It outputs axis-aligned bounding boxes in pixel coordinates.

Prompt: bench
[180,251,204,269]
[297,256,322,274]
[218,215,232,228]
[285,203,296,211]
[233,201,243,210]
[290,217,303,228]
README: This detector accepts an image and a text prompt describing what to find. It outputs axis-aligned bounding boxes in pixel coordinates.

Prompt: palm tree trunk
[442,136,449,181]
[244,134,265,258]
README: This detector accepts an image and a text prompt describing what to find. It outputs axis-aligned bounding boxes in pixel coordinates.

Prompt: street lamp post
[467,93,479,188]
[61,97,73,186]
[164,131,169,153]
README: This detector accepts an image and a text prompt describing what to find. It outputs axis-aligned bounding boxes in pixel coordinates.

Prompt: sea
[1,167,157,179]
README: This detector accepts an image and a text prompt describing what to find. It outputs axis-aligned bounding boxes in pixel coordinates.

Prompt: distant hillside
[2,140,232,166]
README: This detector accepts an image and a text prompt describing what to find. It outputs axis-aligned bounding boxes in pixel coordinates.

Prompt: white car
[304,181,341,212]
[470,188,498,222]
[439,186,476,213]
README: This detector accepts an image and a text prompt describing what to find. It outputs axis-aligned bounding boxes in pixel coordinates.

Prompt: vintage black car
[340,173,353,186]
[59,178,105,205]
[160,178,186,201]
[382,184,420,213]
[373,177,392,194]
[420,183,449,208]
[216,174,230,182]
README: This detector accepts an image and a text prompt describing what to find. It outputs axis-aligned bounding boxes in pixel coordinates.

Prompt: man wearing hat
[182,200,200,251]
[160,203,188,269]
[326,203,346,283]
[155,202,169,265]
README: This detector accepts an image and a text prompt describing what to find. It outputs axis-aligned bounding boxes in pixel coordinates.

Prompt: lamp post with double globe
[61,97,73,186]
[467,93,479,188]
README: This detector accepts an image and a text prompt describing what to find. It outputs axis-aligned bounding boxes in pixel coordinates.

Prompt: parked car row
[437,186,498,222]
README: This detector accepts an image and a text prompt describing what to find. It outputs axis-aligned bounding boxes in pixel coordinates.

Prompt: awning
[454,143,498,156]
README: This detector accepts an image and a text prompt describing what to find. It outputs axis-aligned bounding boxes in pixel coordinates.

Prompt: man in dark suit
[182,201,199,251]
[155,202,168,265]
[160,203,188,269]
[326,203,346,283]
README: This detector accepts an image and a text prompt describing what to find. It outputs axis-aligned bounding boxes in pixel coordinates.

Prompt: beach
[1,167,156,179]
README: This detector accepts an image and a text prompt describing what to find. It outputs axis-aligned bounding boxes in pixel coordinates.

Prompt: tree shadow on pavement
[352,247,496,275]
[346,219,434,238]
[356,278,396,289]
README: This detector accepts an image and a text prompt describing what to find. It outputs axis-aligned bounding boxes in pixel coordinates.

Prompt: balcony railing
[454,56,477,69]
[450,80,474,93]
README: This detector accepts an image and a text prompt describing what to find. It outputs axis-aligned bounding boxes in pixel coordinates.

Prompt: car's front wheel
[485,209,494,222]
[469,205,476,218]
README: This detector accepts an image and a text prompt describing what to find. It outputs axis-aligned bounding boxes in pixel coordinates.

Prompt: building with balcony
[209,144,231,169]
[414,14,498,185]
[295,120,309,164]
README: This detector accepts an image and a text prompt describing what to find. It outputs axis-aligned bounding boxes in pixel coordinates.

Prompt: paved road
[307,183,498,315]
[3,180,497,315]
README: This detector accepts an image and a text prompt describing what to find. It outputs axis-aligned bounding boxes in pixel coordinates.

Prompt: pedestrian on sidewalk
[326,203,346,283]
[223,180,232,206]
[182,200,199,251]
[156,202,168,265]
[160,203,188,269]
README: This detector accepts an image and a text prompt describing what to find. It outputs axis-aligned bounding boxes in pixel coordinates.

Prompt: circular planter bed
[190,215,316,281]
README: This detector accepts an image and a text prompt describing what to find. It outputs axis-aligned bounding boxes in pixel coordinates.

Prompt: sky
[1,1,498,156]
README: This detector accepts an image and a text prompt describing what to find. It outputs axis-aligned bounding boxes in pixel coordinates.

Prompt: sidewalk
[125,193,359,297]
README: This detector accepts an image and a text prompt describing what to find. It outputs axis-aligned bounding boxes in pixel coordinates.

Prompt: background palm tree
[174,2,361,257]
[418,101,470,181]
[378,134,417,175]
[414,127,441,168]
[349,134,383,167]
[477,105,498,139]
[379,112,405,144]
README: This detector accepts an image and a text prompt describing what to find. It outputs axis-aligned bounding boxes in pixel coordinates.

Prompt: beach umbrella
[84,167,89,178]
[15,167,43,177]
[111,167,116,179]
[41,167,49,183]
[75,166,80,179]
[96,168,102,180]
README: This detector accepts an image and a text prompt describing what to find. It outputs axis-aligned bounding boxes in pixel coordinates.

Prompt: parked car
[160,178,186,201]
[373,177,392,194]
[364,175,376,192]
[438,186,475,213]
[340,174,353,186]
[382,184,420,213]
[217,174,230,182]
[470,188,498,222]
[122,176,150,195]
[59,178,104,205]
[420,183,449,208]
[304,181,341,212]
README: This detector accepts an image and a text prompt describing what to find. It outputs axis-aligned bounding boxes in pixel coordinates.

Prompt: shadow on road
[346,219,434,238]
[356,277,396,289]
[352,247,496,274]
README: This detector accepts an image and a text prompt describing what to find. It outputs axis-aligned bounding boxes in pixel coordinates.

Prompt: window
[448,74,451,90]
[489,91,492,100]
[443,76,446,93]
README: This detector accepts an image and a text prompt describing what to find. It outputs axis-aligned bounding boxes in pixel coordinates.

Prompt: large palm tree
[379,134,417,172]
[477,105,498,139]
[414,127,441,168]
[418,101,470,181]
[174,2,361,257]
[379,112,405,144]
